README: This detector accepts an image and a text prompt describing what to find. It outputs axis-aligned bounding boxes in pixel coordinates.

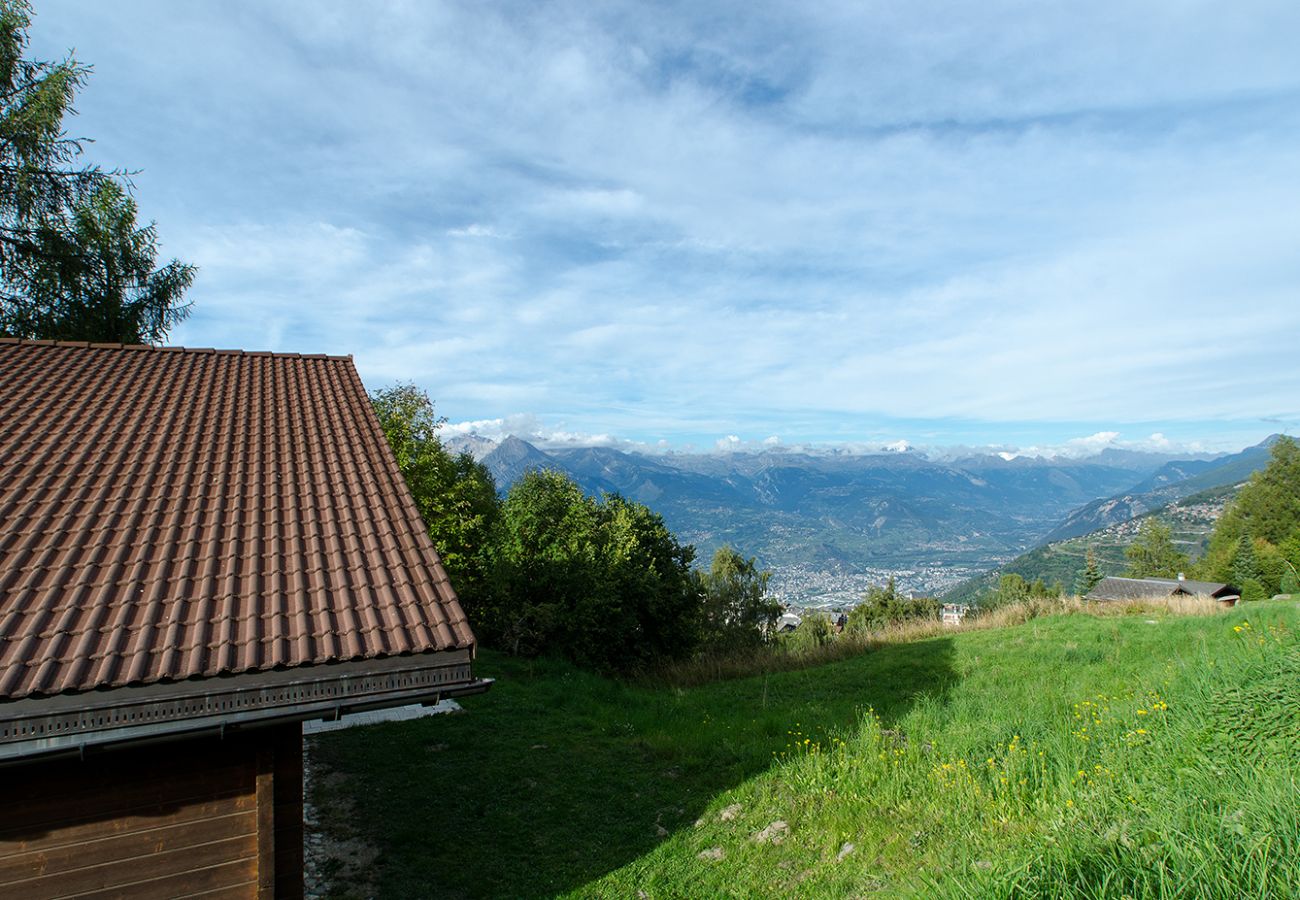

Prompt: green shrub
[481,469,701,672]
[1281,568,1299,596]
[1241,578,1269,602]
[781,613,836,652]
[847,576,939,630]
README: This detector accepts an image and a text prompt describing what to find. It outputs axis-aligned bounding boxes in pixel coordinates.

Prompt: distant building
[941,603,970,626]
[776,612,803,633]
[1086,575,1240,606]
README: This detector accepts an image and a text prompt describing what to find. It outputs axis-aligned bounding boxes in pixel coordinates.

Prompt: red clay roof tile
[0,340,474,700]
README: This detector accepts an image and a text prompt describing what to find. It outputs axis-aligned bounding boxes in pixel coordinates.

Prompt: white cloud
[984,431,1217,461]
[446,224,502,238]
[443,415,660,453]
[34,0,1300,449]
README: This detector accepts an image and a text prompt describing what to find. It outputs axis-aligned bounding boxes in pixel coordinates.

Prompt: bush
[1241,578,1269,603]
[481,469,701,673]
[781,614,837,652]
[1281,568,1300,596]
[847,577,939,631]
[979,572,1060,611]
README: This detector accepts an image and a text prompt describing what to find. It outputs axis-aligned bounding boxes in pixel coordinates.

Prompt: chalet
[776,611,803,633]
[941,603,970,626]
[1086,575,1240,606]
[0,339,488,899]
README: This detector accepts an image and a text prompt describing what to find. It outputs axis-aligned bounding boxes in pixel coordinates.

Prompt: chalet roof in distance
[0,339,475,702]
[1086,576,1238,602]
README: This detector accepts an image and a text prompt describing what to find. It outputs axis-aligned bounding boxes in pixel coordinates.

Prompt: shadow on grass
[307,636,959,899]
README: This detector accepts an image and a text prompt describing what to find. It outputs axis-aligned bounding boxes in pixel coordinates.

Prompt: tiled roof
[1087,576,1235,601]
[0,339,474,701]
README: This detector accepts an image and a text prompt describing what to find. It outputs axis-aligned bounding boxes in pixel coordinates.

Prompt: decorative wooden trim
[0,651,487,762]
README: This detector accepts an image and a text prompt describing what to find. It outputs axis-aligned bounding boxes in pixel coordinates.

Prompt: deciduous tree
[484,469,702,672]
[370,384,498,605]
[698,546,780,651]
[1198,437,1300,594]
[1123,520,1188,579]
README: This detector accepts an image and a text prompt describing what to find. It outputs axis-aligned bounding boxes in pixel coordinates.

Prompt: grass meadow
[307,598,1300,898]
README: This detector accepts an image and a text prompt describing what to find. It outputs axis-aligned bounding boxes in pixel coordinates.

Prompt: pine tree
[1,0,193,342]
[1074,546,1103,597]
[1230,535,1260,588]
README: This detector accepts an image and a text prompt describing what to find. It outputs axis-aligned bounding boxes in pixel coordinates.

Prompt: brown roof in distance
[0,339,475,701]
[1086,576,1238,602]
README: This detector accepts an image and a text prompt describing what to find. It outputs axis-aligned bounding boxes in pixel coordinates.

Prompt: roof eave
[0,650,488,764]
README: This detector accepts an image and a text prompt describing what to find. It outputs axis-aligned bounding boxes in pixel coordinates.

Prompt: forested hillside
[943,484,1238,605]
[1040,437,1276,543]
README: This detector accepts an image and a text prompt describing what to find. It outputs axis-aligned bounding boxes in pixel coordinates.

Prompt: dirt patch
[303,737,381,899]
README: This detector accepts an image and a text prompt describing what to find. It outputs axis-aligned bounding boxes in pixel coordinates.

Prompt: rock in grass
[836,841,855,862]
[753,820,790,844]
[719,803,743,822]
[698,846,725,861]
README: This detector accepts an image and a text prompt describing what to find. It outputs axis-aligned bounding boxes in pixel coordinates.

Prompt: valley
[448,434,1278,607]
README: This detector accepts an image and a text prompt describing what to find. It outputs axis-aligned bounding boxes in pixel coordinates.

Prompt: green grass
[307,600,1300,898]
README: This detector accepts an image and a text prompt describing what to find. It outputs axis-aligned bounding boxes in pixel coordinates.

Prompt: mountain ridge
[446,432,1265,601]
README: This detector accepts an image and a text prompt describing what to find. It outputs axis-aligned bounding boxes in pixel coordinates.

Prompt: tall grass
[922,613,1300,898]
[308,597,1297,898]
[654,594,1224,688]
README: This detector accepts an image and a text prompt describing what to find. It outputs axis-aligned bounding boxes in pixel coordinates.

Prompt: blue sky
[30,1,1300,455]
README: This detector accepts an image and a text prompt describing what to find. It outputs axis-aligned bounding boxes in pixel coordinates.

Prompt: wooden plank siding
[0,725,303,900]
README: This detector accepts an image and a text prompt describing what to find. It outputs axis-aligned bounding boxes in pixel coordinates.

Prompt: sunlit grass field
[307,599,1300,898]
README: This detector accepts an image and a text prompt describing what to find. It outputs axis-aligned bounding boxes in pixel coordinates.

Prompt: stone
[753,820,790,844]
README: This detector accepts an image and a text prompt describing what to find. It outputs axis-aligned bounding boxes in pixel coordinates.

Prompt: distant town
[766,561,993,611]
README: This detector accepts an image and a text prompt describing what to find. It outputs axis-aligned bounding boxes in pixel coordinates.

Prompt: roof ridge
[0,337,352,361]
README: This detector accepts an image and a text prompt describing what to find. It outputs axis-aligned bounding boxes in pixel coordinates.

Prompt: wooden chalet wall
[0,725,303,900]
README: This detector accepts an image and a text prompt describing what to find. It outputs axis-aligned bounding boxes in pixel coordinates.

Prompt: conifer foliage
[1073,546,1104,596]
[1197,436,1300,598]
[0,0,193,342]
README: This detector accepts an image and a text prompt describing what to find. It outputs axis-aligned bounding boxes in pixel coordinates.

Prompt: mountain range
[445,433,1279,604]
